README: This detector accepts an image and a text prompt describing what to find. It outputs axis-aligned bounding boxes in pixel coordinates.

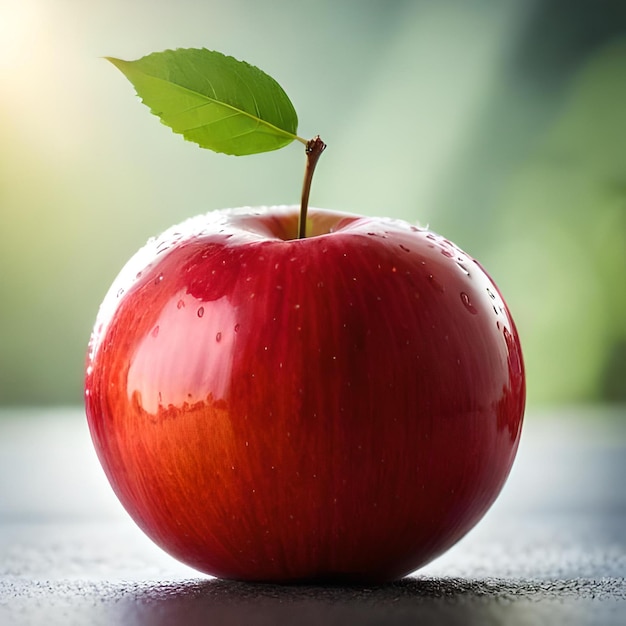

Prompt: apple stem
[298,136,326,239]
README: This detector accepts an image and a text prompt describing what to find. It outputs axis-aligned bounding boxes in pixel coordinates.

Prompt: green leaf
[107,48,303,156]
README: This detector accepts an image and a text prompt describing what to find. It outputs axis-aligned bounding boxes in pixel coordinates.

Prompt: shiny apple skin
[85,206,525,584]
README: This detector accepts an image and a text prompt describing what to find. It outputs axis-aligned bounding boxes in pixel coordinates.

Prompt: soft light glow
[0,0,42,71]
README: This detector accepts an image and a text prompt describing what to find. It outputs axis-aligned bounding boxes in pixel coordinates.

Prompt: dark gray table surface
[1,406,625,626]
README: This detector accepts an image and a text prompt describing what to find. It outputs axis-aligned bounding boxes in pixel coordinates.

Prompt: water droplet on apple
[177,299,185,309]
[151,325,160,338]
[456,262,470,276]
[234,323,241,333]
[116,288,124,298]
[216,332,222,342]
[487,287,496,300]
[154,273,164,285]
[460,292,478,314]
[197,306,205,318]
[399,244,410,253]
[428,274,444,293]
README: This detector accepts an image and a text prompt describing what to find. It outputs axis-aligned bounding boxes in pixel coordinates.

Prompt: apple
[84,204,525,583]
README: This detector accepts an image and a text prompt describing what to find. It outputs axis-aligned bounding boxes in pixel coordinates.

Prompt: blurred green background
[1,0,625,409]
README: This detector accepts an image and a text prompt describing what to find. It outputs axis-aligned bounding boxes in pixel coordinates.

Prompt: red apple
[84,205,525,583]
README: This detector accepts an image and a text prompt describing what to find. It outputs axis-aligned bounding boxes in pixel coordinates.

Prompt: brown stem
[298,135,326,239]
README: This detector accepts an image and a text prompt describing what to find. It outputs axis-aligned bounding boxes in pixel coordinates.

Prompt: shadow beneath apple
[111,575,620,626]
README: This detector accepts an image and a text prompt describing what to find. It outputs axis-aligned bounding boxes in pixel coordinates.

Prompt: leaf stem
[298,136,326,239]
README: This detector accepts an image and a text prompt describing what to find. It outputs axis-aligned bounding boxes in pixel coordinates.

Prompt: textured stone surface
[1,407,625,625]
